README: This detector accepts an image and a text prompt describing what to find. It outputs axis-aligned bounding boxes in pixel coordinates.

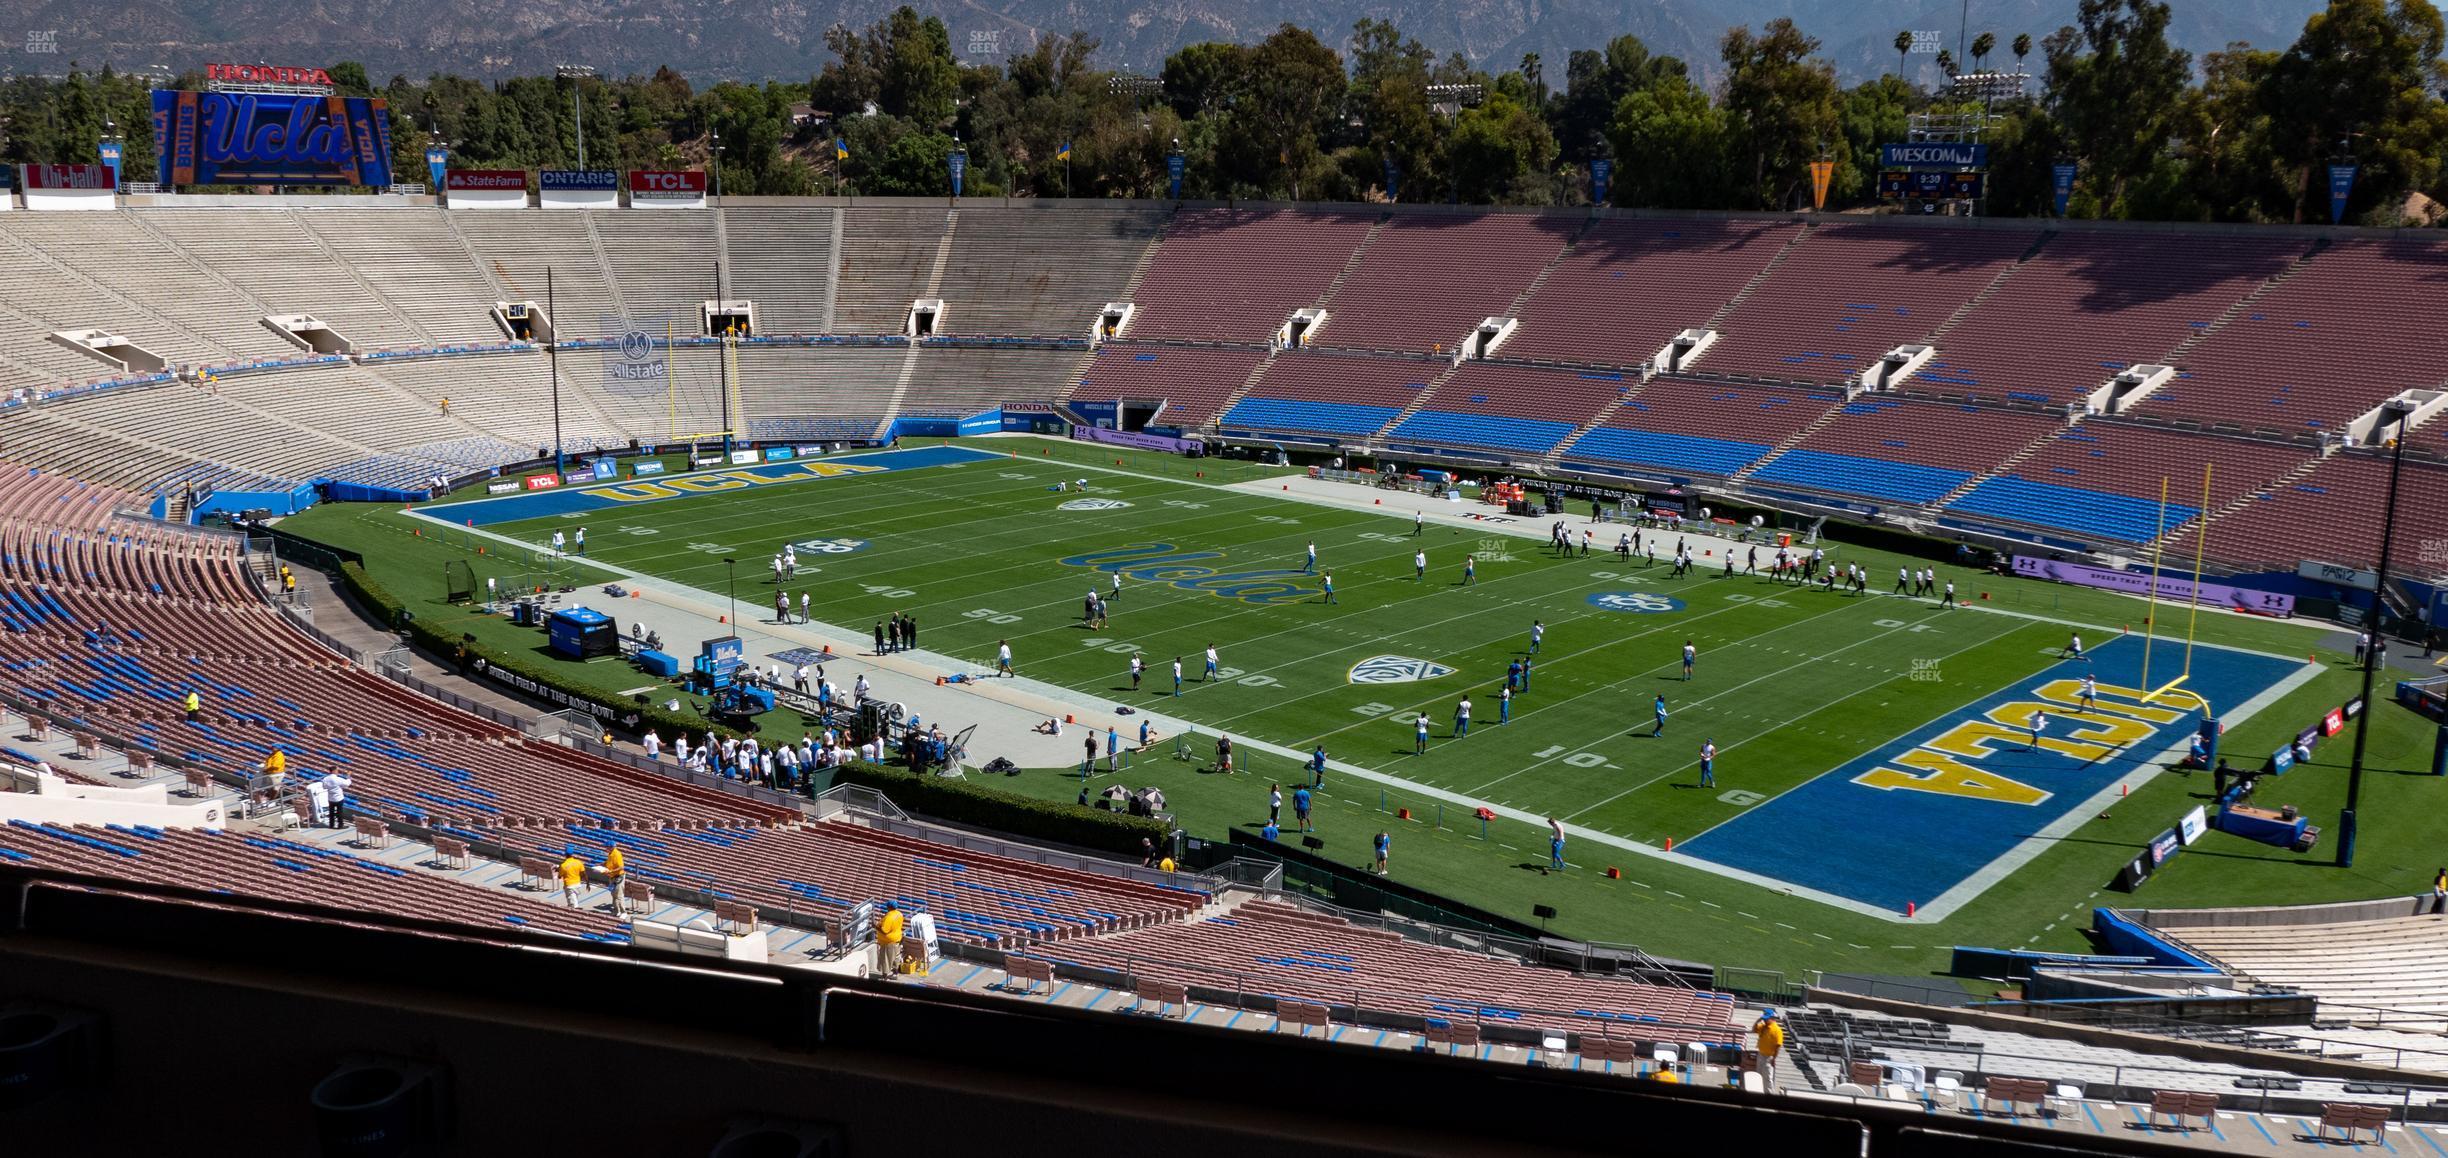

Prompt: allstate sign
[1586,591,1684,614]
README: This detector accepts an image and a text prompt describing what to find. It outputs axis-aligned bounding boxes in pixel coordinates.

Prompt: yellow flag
[1808,160,1836,210]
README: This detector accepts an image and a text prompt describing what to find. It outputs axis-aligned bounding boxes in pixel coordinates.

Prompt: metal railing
[946,938,1745,1051]
[1815,974,2448,1074]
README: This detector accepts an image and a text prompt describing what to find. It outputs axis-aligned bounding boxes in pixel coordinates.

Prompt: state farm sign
[444,169,526,191]
[628,169,708,205]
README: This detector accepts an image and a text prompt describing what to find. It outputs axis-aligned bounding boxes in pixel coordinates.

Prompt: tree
[2013,32,2035,65]
[2171,43,2291,222]
[1937,48,1957,77]
[1895,29,1914,79]
[1550,35,1682,163]
[1607,72,1729,208]
[1972,32,1997,71]
[2258,0,2448,223]
[1521,52,1545,109]
[1839,74,1919,203]
[1235,24,1344,199]
[1348,19,1436,198]
[1447,91,1554,203]
[1719,19,1843,209]
[2042,0,2194,216]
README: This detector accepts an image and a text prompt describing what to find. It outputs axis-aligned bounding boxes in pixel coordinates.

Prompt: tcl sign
[523,473,561,490]
[629,170,707,197]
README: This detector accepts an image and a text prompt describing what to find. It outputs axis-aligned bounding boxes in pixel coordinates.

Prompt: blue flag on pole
[2327,163,2358,224]
[2051,163,2077,217]
[1591,157,1613,205]
[1167,153,1186,201]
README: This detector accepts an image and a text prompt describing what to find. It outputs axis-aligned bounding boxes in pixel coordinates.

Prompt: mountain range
[5,0,2328,87]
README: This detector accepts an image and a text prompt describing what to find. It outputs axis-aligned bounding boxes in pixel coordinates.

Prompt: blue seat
[1947,476,2199,542]
[1563,427,1770,477]
[1388,410,1573,455]
[1222,397,1400,438]
[1749,449,1971,504]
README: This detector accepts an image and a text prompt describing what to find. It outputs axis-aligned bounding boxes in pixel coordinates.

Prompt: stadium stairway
[1918,231,2055,348]
[1207,349,1286,430]
[1539,372,1660,471]
[2147,447,2336,557]
[1316,214,1391,315]
[1374,358,1470,445]
[874,214,964,438]
[1725,397,1855,483]
[2156,238,2328,366]
[1920,413,2080,516]
[1704,221,1816,331]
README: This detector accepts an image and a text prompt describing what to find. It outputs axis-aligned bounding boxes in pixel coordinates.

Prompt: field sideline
[287,435,2447,985]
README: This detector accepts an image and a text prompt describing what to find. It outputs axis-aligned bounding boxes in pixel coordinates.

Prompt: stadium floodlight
[1948,69,2028,103]
[2340,400,2417,868]
[556,64,596,169]
[1107,72,1164,99]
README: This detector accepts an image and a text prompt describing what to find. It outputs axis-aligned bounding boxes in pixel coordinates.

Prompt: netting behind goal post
[601,314,735,444]
[442,559,476,604]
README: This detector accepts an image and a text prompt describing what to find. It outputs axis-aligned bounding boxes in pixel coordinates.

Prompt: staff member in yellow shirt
[603,845,626,902]
[261,748,287,790]
[557,851,587,909]
[877,903,906,975]
[1752,1008,1786,1089]
[185,690,202,723]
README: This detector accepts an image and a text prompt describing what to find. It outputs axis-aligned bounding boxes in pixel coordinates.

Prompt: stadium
[8,39,2448,1158]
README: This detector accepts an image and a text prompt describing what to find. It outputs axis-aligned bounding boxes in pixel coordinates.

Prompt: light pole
[2339,402,2414,867]
[555,64,596,169]
[710,129,725,200]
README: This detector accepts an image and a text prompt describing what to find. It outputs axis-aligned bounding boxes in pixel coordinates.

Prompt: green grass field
[282,436,2448,987]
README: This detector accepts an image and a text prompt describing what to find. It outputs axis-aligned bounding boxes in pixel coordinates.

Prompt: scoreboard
[1879,170,1984,199]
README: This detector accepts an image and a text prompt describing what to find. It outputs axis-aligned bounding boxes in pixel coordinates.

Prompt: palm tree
[2012,33,2033,67]
[1936,48,1958,78]
[1895,29,1914,79]
[1971,32,1996,72]
[1521,52,1544,109]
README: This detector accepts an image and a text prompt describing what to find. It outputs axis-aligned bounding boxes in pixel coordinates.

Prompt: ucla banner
[948,150,966,196]
[1167,153,1185,200]
[98,139,122,189]
[2327,163,2358,224]
[1591,157,1611,205]
[152,90,395,186]
[1383,158,1399,202]
[601,315,669,396]
[2051,162,2078,217]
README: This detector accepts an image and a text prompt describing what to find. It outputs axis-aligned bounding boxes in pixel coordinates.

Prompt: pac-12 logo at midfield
[1586,591,1685,614]
[1059,497,1133,511]
[1350,656,1456,684]
[791,537,869,555]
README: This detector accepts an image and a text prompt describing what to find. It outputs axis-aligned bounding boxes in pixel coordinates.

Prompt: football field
[436,439,2314,930]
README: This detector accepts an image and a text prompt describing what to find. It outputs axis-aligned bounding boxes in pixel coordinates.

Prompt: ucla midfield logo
[1349,656,1456,685]
[1060,543,1316,605]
